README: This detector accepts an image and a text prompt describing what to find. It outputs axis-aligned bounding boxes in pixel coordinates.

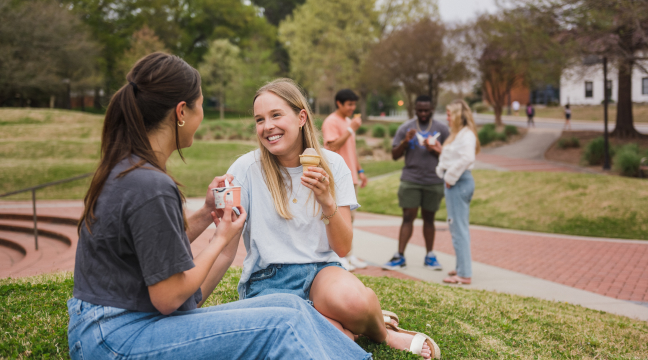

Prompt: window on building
[585,81,593,98]
[643,78,648,95]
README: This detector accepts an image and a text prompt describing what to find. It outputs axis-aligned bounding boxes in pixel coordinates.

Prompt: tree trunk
[359,92,368,121]
[612,59,641,138]
[94,87,101,109]
[494,104,503,126]
[219,91,225,120]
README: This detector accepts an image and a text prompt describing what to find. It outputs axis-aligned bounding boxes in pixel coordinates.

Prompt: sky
[437,0,499,23]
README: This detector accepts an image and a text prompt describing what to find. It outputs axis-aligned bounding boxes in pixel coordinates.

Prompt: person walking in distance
[526,103,535,128]
[322,89,368,271]
[564,104,572,130]
[430,100,480,285]
[383,95,449,271]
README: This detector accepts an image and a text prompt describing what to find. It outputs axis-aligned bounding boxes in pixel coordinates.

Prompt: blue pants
[445,171,475,278]
[67,294,371,360]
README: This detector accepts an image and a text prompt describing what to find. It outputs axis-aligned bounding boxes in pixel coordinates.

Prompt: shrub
[471,102,490,113]
[388,123,399,137]
[558,136,580,149]
[478,125,497,145]
[356,125,368,135]
[583,137,614,165]
[504,125,519,136]
[372,125,386,138]
[194,127,207,140]
[382,137,392,151]
[314,119,323,130]
[495,132,508,142]
[613,144,642,177]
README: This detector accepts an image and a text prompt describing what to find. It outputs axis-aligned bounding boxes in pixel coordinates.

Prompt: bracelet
[347,127,355,135]
[358,169,365,174]
[321,204,338,225]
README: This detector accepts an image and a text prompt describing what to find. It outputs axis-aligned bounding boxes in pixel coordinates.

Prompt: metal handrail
[0,172,93,250]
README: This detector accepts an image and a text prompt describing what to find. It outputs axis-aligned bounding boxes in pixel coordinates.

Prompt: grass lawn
[2,271,646,359]
[358,171,648,240]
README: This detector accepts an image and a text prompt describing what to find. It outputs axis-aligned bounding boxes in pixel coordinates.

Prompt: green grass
[358,171,648,240]
[360,159,404,178]
[1,271,647,359]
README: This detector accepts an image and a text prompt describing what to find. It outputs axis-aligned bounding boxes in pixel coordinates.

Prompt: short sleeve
[392,123,407,147]
[127,195,195,286]
[332,158,360,211]
[322,117,342,145]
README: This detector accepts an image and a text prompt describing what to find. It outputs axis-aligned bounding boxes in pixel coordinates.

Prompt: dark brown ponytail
[79,52,201,234]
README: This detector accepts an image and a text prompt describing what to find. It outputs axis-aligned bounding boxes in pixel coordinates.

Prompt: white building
[560,60,648,105]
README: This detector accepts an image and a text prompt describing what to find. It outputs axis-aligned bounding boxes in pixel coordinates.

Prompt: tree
[279,0,380,117]
[116,26,169,83]
[0,0,99,107]
[198,40,241,120]
[367,19,467,118]
[467,7,564,125]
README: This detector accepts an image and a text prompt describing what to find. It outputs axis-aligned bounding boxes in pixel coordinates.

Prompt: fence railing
[0,173,93,250]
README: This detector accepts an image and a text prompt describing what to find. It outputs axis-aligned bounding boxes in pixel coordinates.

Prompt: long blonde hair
[253,78,336,220]
[444,100,481,154]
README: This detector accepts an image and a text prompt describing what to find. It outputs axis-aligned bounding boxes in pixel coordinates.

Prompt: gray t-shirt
[227,149,359,299]
[392,118,450,185]
[73,157,201,313]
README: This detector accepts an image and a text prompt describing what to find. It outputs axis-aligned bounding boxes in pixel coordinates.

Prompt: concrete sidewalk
[351,212,648,322]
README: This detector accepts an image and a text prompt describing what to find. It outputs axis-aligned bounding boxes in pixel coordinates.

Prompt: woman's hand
[210,202,247,247]
[427,140,443,154]
[204,174,235,217]
[302,167,335,212]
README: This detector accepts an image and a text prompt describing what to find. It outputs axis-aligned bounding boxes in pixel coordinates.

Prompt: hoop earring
[178,120,185,127]
[300,125,303,130]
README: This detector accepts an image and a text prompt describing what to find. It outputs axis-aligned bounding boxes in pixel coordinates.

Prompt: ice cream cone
[300,148,321,174]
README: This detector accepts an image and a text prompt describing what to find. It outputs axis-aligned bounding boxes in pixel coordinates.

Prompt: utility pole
[603,57,611,170]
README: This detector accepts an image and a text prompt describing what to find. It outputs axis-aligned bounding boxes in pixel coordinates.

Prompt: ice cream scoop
[299,148,321,174]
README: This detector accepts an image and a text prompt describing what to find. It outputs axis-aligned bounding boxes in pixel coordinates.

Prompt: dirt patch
[545,130,648,166]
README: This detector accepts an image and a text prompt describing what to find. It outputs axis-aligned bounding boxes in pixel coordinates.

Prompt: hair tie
[129,82,138,96]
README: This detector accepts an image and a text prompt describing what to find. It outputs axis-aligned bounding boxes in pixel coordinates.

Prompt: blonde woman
[430,100,480,285]
[225,79,440,359]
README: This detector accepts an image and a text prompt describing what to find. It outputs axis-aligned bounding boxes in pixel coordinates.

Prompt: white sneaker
[338,257,356,271]
[347,255,368,269]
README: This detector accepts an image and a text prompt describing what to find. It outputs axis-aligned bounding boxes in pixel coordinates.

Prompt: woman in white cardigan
[429,100,480,285]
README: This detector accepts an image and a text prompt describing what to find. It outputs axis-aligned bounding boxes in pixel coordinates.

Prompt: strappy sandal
[382,310,399,327]
[385,324,441,359]
[443,275,471,285]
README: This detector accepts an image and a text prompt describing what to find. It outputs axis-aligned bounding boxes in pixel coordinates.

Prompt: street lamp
[602,57,611,170]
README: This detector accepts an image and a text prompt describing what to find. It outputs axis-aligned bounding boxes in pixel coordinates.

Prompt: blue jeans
[243,262,344,303]
[67,294,371,360]
[445,171,475,278]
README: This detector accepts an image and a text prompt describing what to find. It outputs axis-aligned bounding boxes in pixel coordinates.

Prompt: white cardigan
[436,127,477,186]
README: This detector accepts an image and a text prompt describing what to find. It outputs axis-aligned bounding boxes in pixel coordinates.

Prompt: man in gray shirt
[382,95,449,271]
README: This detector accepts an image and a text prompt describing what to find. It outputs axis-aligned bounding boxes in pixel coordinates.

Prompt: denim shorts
[243,262,344,304]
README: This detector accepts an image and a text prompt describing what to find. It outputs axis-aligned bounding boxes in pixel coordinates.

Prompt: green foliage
[388,123,399,137]
[613,144,643,177]
[357,125,368,135]
[583,137,614,165]
[3,270,648,359]
[478,124,498,145]
[314,119,323,131]
[557,136,580,149]
[372,125,387,138]
[382,137,392,151]
[504,125,519,136]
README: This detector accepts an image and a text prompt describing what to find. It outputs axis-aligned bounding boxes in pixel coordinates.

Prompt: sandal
[443,275,471,284]
[382,310,399,327]
[447,270,457,276]
[387,326,441,359]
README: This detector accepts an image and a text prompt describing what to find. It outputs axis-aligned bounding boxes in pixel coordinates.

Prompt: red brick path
[356,213,648,302]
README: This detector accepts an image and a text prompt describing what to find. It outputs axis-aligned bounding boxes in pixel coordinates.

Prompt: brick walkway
[355,212,648,302]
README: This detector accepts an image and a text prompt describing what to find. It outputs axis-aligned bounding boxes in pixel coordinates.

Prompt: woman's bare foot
[386,329,432,359]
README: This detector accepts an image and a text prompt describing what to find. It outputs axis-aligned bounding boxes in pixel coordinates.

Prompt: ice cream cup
[213,186,241,209]
[299,155,321,175]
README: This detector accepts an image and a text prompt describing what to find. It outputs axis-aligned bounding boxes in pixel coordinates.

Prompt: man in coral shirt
[322,89,368,271]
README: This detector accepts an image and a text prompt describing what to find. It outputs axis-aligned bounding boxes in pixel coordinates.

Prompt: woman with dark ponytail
[68,52,370,360]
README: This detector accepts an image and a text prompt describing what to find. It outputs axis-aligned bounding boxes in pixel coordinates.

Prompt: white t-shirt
[226,149,359,298]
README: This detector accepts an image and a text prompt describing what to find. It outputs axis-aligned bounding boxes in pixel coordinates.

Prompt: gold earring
[300,125,303,130]
[178,120,185,127]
